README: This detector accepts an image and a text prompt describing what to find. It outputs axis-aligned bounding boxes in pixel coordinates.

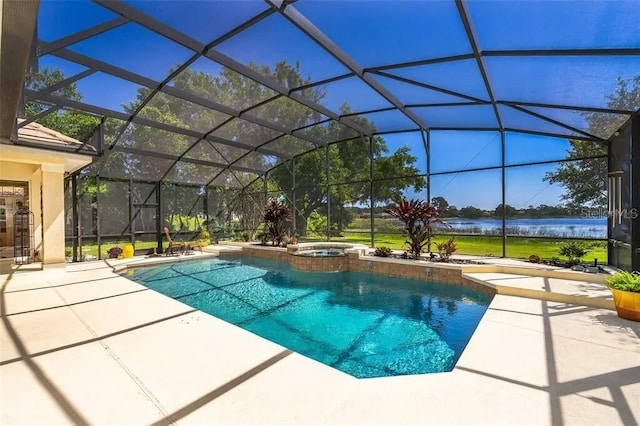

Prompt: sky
[34,0,637,208]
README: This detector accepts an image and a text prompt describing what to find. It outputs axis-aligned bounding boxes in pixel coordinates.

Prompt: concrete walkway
[1,256,639,425]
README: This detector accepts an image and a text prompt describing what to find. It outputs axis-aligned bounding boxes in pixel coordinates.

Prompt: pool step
[462,272,615,310]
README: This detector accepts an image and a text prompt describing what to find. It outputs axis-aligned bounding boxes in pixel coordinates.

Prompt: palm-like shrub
[386,199,443,259]
[263,198,292,246]
[435,237,457,261]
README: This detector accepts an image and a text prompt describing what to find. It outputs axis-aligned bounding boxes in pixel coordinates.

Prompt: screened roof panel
[24,0,640,186]
[296,0,471,67]
[386,59,490,101]
[197,140,250,164]
[184,140,230,165]
[74,72,143,113]
[295,76,393,114]
[485,56,640,109]
[261,135,317,158]
[139,91,232,134]
[292,120,359,144]
[209,118,283,147]
[235,152,280,172]
[469,0,640,50]
[67,22,194,82]
[118,122,196,157]
[168,57,278,111]
[505,132,574,165]
[231,171,261,187]
[163,162,223,186]
[209,169,251,189]
[123,0,269,44]
[498,105,586,138]
[99,151,175,181]
[370,74,477,106]
[215,13,349,83]
[103,117,129,147]
[410,105,498,129]
[246,96,328,129]
[355,110,418,133]
[37,0,119,41]
[430,131,501,173]
[523,106,630,140]
[36,55,89,81]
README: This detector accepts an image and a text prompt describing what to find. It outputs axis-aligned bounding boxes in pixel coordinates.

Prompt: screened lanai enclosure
[15,0,640,268]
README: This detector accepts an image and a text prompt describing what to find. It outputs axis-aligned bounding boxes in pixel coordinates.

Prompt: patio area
[1,254,638,425]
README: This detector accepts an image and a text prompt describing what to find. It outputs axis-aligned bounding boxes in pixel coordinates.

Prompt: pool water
[296,249,344,257]
[125,257,492,378]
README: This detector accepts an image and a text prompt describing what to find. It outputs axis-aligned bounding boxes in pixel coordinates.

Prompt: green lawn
[69,230,607,264]
[301,232,607,263]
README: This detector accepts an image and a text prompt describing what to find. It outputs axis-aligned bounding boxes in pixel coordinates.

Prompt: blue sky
[35,0,636,208]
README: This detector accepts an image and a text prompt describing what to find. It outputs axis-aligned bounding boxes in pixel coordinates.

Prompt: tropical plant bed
[376,252,485,265]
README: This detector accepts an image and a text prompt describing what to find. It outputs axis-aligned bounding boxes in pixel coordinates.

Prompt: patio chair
[163,227,186,255]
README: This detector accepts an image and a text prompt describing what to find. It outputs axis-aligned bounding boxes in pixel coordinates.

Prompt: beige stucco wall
[0,144,91,265]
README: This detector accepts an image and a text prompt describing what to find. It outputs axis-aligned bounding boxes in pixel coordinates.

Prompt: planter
[611,288,640,321]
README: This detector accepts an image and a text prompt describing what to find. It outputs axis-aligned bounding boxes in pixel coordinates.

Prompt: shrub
[374,246,392,257]
[558,242,588,265]
[606,271,640,293]
[107,246,123,258]
[435,238,457,261]
[386,198,444,259]
[198,229,211,246]
[529,254,541,263]
[263,198,292,246]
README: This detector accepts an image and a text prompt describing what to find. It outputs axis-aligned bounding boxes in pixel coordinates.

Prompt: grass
[301,232,608,263]
[68,239,205,260]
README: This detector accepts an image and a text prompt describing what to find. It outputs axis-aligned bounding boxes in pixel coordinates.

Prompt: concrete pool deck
[1,253,639,425]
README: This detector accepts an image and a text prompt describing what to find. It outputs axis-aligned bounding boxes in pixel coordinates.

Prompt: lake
[437,217,607,238]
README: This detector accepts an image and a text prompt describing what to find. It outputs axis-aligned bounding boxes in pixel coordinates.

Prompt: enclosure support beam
[422,129,431,253]
[71,174,79,262]
[93,0,372,138]
[455,0,504,132]
[96,176,102,260]
[501,130,507,258]
[269,0,431,132]
[369,136,374,249]
[326,146,330,242]
[292,158,297,237]
[157,181,163,252]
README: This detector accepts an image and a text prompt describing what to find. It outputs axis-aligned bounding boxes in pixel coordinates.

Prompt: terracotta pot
[611,288,640,321]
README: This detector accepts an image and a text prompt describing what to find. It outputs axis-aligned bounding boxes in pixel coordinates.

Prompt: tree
[431,196,449,213]
[494,203,517,217]
[544,75,640,208]
[458,206,484,218]
[30,63,427,238]
[25,67,100,142]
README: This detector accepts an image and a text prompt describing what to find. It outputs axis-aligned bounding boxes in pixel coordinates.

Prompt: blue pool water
[124,257,492,378]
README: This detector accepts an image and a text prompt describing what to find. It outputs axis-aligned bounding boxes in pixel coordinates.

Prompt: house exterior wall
[0,145,91,265]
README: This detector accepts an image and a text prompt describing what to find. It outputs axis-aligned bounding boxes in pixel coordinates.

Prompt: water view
[439,217,606,238]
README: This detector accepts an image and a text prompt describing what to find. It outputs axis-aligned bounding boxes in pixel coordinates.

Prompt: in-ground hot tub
[295,249,345,257]
[288,243,366,271]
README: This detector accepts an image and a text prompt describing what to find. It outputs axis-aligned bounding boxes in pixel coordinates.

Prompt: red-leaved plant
[263,198,292,246]
[385,199,444,259]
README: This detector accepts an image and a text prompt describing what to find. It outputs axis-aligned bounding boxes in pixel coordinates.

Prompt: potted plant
[107,246,123,259]
[606,271,640,321]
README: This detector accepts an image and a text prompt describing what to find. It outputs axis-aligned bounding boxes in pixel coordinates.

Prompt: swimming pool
[124,256,492,378]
